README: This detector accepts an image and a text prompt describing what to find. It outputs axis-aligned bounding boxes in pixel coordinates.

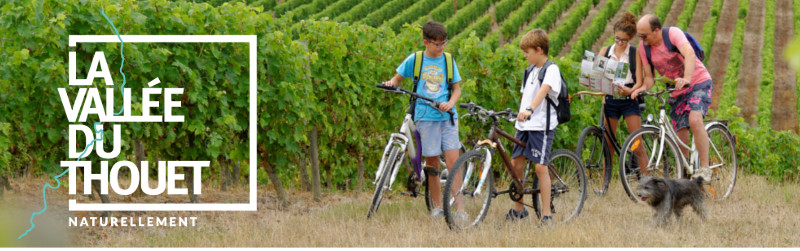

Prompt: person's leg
[440,119,463,212]
[511,155,527,212]
[689,110,711,176]
[419,121,444,210]
[624,114,650,175]
[604,117,619,180]
[676,128,691,160]
[426,155,442,208]
[535,163,551,216]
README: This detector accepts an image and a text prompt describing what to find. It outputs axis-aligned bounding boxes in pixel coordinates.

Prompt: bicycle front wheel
[706,124,737,201]
[531,149,587,225]
[618,126,684,202]
[576,126,612,196]
[443,149,493,230]
[367,146,401,218]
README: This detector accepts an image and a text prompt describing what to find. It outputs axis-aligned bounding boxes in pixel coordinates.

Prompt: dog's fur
[636,176,707,226]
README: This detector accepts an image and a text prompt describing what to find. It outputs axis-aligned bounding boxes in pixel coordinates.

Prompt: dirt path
[663,0,686,26]
[708,0,740,112]
[558,0,619,57]
[771,0,799,132]
[686,0,713,37]
[735,0,766,126]
[640,0,659,17]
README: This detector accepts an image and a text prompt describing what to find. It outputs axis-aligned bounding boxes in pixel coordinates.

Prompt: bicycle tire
[706,124,737,201]
[367,146,401,218]
[618,126,684,202]
[576,126,613,196]
[443,149,493,230]
[531,149,587,225]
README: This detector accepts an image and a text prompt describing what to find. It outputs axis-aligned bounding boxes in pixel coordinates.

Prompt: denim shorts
[604,97,641,119]
[511,130,555,165]
[417,120,462,157]
[668,79,713,131]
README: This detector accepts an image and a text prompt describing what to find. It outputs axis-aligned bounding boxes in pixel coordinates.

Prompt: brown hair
[614,12,637,37]
[519,29,549,55]
[422,21,447,41]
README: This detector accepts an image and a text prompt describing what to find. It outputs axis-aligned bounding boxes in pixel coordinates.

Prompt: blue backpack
[644,27,705,74]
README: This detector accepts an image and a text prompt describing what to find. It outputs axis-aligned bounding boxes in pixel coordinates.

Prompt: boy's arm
[518,84,552,121]
[383,74,405,87]
[439,81,461,112]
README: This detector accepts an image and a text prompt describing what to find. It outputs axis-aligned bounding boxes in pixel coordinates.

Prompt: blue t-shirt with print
[396,52,462,122]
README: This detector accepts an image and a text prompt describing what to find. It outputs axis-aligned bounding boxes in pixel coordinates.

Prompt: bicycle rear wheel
[618,126,684,202]
[576,126,612,196]
[367,146,401,218]
[706,124,737,200]
[531,149,587,225]
[443,149,493,230]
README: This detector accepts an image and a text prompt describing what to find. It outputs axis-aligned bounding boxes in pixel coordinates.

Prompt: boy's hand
[517,110,532,122]
[383,79,397,87]
[438,101,454,112]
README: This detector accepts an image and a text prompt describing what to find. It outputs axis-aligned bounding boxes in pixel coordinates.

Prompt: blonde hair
[519,29,549,55]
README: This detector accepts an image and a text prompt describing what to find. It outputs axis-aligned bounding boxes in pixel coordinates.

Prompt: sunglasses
[638,34,648,39]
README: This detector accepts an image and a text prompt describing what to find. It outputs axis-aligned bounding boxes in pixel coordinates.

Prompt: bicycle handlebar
[376,84,456,124]
[459,102,520,123]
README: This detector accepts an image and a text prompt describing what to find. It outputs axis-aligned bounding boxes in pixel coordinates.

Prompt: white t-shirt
[515,64,561,131]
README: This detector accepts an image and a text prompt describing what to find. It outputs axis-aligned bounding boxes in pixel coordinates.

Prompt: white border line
[68,35,257,211]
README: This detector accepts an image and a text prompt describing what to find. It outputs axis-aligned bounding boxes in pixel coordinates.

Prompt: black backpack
[523,60,571,133]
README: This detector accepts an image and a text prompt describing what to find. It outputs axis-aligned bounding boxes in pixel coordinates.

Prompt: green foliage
[548,0,593,57]
[653,0,673,20]
[718,0,748,110]
[510,0,577,47]
[332,0,392,23]
[444,0,495,38]
[449,15,492,49]
[676,0,698,30]
[309,0,360,20]
[700,0,724,61]
[273,0,312,16]
[414,0,474,26]
[358,0,417,27]
[565,0,623,61]
[493,0,525,23]
[250,0,277,11]
[493,0,546,47]
[384,0,444,32]
[285,0,337,21]
[757,0,775,127]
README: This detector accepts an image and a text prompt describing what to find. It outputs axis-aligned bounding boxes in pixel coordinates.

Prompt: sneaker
[430,208,443,218]
[505,208,529,221]
[692,166,713,183]
[454,212,469,224]
[540,215,554,228]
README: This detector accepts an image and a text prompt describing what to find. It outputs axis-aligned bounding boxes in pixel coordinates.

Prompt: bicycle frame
[641,95,731,178]
[373,113,419,190]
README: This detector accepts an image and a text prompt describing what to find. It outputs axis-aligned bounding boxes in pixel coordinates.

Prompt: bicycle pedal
[707,186,716,195]
[400,191,417,197]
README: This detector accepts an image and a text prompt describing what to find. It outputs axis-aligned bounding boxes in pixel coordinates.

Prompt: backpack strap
[628,45,637,83]
[662,27,677,53]
[537,60,559,134]
[409,51,425,118]
[444,52,454,84]
[604,45,612,58]
[644,44,655,78]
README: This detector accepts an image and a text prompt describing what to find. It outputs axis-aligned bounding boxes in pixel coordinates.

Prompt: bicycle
[367,84,461,218]
[574,91,650,196]
[618,85,738,202]
[442,102,586,230]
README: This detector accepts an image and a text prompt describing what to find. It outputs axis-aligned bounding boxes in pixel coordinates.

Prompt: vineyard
[0,0,799,209]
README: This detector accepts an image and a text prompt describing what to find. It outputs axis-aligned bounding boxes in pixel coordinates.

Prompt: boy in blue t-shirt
[382,21,463,219]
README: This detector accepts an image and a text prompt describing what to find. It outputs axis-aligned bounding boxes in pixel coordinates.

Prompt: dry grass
[1,174,799,247]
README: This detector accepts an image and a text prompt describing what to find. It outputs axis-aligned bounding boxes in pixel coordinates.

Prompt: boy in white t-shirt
[508,29,561,226]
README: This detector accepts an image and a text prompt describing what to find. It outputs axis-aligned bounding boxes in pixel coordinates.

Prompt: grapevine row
[333,0,392,23]
[547,0,594,57]
[358,0,417,27]
[653,0,674,20]
[699,0,724,61]
[414,0,475,26]
[287,0,337,21]
[675,0,699,30]
[309,0,360,20]
[444,0,496,38]
[385,0,444,32]
[491,0,546,47]
[758,0,775,127]
[493,0,525,24]
[565,0,624,61]
[273,0,312,16]
[510,0,577,47]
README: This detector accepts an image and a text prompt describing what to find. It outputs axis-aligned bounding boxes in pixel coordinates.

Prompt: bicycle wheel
[706,124,737,201]
[531,149,587,225]
[367,146,401,218]
[576,126,612,196]
[618,126,684,202]
[443,149,493,230]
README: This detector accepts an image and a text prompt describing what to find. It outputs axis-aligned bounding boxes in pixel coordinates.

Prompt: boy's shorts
[418,120,462,157]
[511,130,555,165]
[668,79,713,131]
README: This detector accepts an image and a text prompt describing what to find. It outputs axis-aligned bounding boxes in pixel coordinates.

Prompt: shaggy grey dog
[636,176,707,226]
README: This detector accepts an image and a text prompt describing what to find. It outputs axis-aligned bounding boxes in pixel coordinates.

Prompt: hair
[614,12,637,37]
[422,21,447,41]
[647,15,662,31]
[519,29,549,55]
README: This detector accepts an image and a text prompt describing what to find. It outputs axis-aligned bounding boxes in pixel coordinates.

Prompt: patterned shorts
[668,79,713,131]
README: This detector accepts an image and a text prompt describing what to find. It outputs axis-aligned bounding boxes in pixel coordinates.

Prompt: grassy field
[1,173,799,247]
